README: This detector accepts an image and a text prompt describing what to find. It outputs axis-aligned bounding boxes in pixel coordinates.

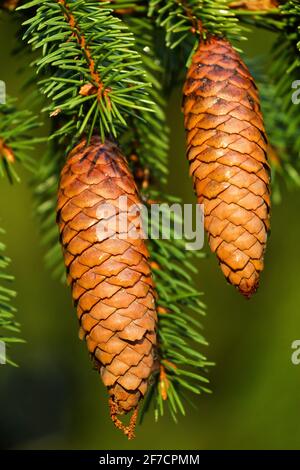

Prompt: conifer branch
[0,96,39,182]
[0,227,24,367]
[267,0,300,190]
[248,57,300,203]
[0,96,38,365]
[57,0,108,103]
[33,137,66,281]
[149,0,246,51]
[20,0,154,144]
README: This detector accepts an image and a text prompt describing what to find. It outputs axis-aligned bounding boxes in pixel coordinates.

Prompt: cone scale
[57,137,157,438]
[183,36,271,297]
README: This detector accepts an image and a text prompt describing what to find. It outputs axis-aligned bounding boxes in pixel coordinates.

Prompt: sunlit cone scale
[57,137,157,437]
[183,37,271,297]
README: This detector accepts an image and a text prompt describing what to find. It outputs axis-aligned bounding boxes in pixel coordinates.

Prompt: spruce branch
[0,96,39,182]
[0,227,24,367]
[0,3,66,283]
[19,0,154,144]
[57,0,109,102]
[266,0,300,192]
[147,210,212,422]
[149,0,246,51]
[33,137,66,281]
[248,57,300,203]
[0,97,37,365]
[119,14,169,183]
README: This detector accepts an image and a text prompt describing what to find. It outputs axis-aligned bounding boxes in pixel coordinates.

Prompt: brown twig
[57,0,110,104]
[176,0,202,34]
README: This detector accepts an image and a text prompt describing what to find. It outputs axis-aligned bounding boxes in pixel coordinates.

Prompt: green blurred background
[1,15,300,450]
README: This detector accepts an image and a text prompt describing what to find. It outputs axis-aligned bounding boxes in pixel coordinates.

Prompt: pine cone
[183,37,270,297]
[57,137,157,437]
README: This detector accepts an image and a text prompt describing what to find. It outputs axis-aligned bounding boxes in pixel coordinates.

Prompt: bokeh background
[1,13,300,450]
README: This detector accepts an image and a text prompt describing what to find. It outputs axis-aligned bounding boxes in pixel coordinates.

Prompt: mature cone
[183,37,270,297]
[57,137,157,437]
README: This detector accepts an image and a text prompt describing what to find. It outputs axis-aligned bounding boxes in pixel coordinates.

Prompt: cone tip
[238,279,259,299]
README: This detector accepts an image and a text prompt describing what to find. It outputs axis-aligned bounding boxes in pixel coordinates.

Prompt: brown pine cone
[183,37,270,297]
[57,136,157,437]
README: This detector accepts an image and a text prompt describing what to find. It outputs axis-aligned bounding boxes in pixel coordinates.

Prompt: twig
[57,0,110,103]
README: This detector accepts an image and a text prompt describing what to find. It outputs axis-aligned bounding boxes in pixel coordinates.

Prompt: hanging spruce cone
[57,136,157,438]
[183,37,270,297]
